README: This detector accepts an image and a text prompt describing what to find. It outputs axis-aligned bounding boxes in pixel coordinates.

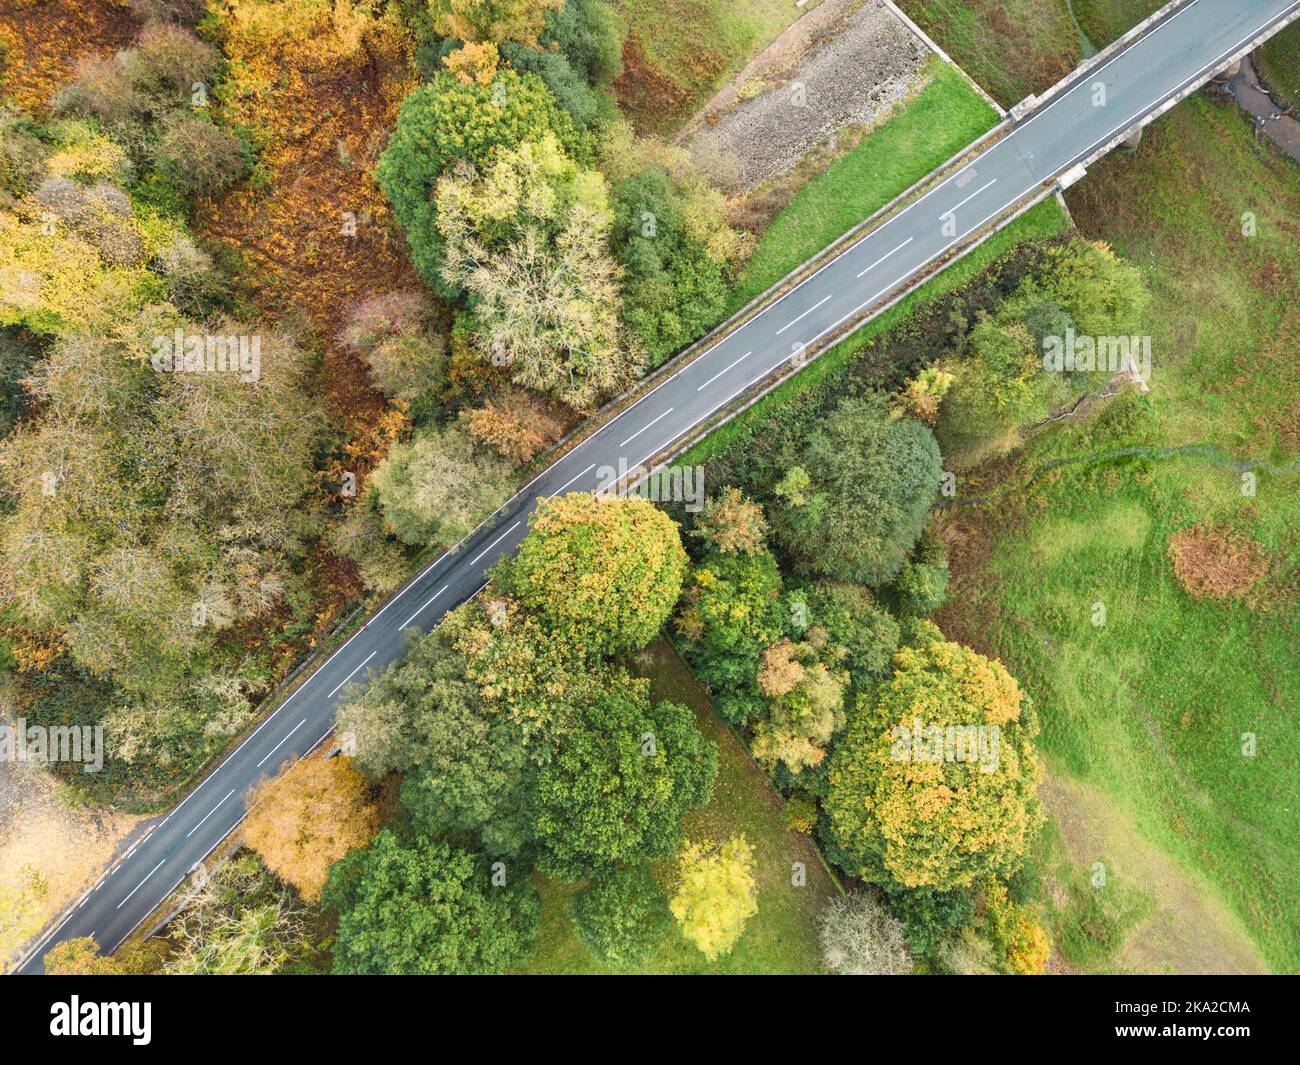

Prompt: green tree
[324,831,539,974]
[376,69,583,290]
[571,863,670,969]
[611,165,736,364]
[824,633,1043,892]
[499,0,625,130]
[336,629,534,858]
[530,674,717,881]
[807,582,900,685]
[501,493,687,655]
[771,395,940,586]
[675,547,783,704]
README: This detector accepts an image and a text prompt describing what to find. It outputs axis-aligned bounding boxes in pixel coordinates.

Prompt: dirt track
[681,0,928,192]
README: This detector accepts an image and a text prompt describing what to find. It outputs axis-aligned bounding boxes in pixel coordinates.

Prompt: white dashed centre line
[696,351,753,392]
[775,294,831,335]
[551,462,596,497]
[941,177,997,219]
[855,236,916,278]
[618,407,674,448]
[399,585,450,630]
[326,652,378,700]
[470,521,522,566]
[186,789,236,838]
[256,718,307,769]
[116,860,165,910]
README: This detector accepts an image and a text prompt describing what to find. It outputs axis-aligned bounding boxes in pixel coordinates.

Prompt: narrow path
[1226,54,1300,162]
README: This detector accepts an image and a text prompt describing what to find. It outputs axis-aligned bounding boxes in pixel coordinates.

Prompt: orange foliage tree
[243,754,380,903]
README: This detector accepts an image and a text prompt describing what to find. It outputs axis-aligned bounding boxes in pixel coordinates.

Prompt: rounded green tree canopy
[824,631,1042,892]
[502,492,688,655]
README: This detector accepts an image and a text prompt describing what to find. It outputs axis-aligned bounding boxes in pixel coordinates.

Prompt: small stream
[1065,0,1099,60]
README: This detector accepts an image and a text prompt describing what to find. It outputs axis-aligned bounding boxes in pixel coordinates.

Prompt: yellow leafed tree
[243,755,380,903]
[670,836,757,962]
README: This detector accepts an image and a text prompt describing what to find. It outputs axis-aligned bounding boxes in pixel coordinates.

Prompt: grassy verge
[1072,0,1160,47]
[899,0,1080,108]
[678,56,1073,464]
[612,0,819,133]
[726,62,1001,312]
[685,195,1069,464]
[939,97,1300,972]
[1256,21,1300,110]
[519,639,836,974]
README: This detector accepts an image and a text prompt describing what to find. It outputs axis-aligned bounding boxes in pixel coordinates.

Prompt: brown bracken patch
[0,0,138,113]
[612,32,693,134]
[1167,525,1269,601]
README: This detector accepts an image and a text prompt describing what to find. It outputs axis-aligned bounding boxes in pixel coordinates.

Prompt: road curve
[13,0,1297,974]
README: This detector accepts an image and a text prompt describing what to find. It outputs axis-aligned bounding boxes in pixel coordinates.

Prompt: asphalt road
[13,0,1297,974]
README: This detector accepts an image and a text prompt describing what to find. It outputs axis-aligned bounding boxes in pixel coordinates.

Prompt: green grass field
[518,640,838,973]
[900,0,1081,107]
[941,97,1300,972]
[612,0,817,132]
[1256,21,1300,111]
[726,62,1001,312]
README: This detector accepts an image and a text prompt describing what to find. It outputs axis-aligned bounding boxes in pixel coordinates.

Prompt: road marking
[326,652,377,699]
[618,407,674,448]
[26,0,1281,973]
[856,236,915,278]
[775,295,831,335]
[186,789,235,838]
[941,178,997,219]
[116,860,165,910]
[551,462,596,497]
[399,585,450,630]
[256,718,307,769]
[470,521,522,566]
[695,350,752,392]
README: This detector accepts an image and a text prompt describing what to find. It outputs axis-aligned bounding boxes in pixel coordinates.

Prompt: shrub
[328,501,411,595]
[367,332,446,403]
[152,112,248,198]
[119,23,219,99]
[896,558,949,617]
[370,425,514,547]
[460,387,564,465]
[339,290,432,351]
[819,892,913,975]
[571,864,670,969]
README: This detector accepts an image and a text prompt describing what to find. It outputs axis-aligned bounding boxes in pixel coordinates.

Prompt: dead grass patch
[1167,525,1268,601]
